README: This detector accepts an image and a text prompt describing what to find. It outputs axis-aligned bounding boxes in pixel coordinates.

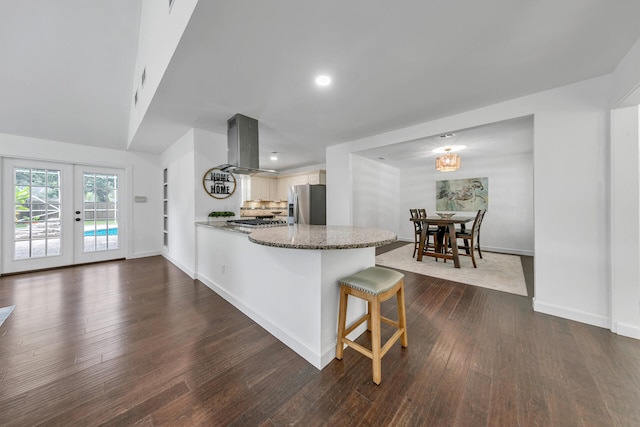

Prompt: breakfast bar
[195,222,396,369]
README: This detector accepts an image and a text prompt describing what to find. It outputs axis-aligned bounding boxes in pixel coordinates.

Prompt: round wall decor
[202,168,236,199]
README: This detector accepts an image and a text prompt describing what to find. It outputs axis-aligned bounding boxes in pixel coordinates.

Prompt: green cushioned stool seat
[335,266,408,385]
[339,266,405,295]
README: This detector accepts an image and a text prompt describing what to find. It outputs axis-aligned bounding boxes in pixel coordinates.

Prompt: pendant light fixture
[435,147,460,172]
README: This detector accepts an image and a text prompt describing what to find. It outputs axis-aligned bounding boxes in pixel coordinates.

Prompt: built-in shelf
[163,168,168,246]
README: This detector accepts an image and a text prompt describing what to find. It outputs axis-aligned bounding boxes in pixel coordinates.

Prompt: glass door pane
[82,173,119,253]
[13,167,62,259]
[74,165,126,264]
[2,159,74,274]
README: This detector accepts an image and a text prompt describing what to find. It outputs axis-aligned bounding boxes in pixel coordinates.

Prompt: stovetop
[227,218,287,228]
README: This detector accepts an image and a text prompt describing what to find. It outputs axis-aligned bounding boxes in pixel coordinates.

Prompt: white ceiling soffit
[354,116,534,169]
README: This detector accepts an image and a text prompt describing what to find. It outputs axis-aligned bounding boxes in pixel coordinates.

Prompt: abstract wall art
[436,177,488,211]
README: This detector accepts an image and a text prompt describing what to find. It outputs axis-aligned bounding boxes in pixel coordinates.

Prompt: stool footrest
[344,313,369,337]
[380,316,400,328]
[340,326,406,361]
[342,338,373,359]
[381,328,406,357]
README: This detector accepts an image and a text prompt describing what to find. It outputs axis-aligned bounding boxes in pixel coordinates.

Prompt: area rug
[0,305,16,328]
[375,244,527,296]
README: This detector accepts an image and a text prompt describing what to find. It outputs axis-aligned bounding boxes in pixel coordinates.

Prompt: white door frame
[1,158,128,274]
[74,165,127,264]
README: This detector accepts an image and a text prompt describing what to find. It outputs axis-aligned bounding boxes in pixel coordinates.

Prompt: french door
[2,159,126,274]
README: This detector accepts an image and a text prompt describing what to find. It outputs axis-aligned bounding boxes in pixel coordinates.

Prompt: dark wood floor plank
[453,369,491,427]
[0,248,639,425]
[513,288,551,426]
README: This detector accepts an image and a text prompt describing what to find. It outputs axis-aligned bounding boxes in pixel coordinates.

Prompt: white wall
[610,106,640,339]
[160,127,241,277]
[327,75,613,331]
[352,156,400,234]
[128,0,199,143]
[194,129,242,221]
[160,129,196,276]
[0,133,163,269]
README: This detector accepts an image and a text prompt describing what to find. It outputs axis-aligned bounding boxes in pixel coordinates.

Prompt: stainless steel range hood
[216,114,275,175]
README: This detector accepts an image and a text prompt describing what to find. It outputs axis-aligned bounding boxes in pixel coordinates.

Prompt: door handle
[75,218,81,222]
[75,211,81,214]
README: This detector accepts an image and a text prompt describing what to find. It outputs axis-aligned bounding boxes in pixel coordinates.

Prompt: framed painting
[436,177,488,211]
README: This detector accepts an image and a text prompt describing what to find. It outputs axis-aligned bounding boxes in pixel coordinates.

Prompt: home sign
[202,168,236,199]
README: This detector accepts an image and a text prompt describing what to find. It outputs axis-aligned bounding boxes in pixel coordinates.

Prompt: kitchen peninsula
[195,222,396,369]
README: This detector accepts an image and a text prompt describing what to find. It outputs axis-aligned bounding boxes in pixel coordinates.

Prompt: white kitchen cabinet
[250,177,272,200]
[276,176,291,201]
[249,176,279,201]
[275,170,326,200]
[308,170,326,185]
[273,170,326,201]
[290,174,309,186]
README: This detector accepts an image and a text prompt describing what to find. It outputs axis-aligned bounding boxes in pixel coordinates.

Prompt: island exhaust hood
[215,114,275,175]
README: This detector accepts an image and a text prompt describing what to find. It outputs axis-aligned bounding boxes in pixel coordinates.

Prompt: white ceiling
[2,1,640,171]
[0,1,141,150]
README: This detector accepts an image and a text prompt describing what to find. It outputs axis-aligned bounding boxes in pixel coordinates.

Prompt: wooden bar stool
[335,266,408,385]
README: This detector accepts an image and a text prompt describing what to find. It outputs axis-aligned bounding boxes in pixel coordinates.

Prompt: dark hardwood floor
[1,244,639,425]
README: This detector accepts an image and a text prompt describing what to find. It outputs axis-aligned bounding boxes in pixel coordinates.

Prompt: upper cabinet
[289,170,326,186]
[249,170,326,201]
[308,170,326,185]
[276,176,291,202]
[249,177,274,201]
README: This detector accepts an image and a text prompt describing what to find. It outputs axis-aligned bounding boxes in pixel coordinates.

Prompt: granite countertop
[248,224,397,250]
[195,221,253,234]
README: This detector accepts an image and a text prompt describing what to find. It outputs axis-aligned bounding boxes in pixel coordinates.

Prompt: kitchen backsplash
[240,200,287,217]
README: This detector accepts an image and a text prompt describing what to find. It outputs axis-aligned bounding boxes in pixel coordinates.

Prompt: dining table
[411,216,474,268]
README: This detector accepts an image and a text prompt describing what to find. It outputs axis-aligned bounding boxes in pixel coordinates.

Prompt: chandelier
[435,148,460,172]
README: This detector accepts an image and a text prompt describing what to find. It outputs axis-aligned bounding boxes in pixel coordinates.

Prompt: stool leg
[367,301,372,332]
[397,280,408,348]
[370,297,382,385]
[335,286,348,360]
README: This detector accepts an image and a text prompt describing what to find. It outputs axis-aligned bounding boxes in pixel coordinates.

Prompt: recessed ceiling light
[315,75,331,87]
[270,152,279,161]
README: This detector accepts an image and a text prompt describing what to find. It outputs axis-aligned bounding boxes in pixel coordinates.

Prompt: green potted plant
[208,211,236,223]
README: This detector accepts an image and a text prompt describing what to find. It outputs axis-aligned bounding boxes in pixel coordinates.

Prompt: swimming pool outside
[84,228,118,236]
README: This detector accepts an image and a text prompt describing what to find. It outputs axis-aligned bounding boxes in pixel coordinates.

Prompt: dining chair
[419,209,439,249]
[410,209,422,257]
[455,209,486,268]
[410,209,437,258]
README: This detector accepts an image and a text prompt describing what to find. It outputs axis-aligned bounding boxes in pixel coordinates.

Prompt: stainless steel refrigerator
[288,184,326,225]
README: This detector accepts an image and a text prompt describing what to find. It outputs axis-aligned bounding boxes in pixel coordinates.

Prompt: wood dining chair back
[455,209,486,268]
[410,209,422,257]
[410,209,437,257]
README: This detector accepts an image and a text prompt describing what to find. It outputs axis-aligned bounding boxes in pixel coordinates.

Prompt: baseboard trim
[616,322,640,340]
[162,253,195,279]
[128,250,162,259]
[533,298,610,329]
[395,238,534,256]
[483,246,534,256]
